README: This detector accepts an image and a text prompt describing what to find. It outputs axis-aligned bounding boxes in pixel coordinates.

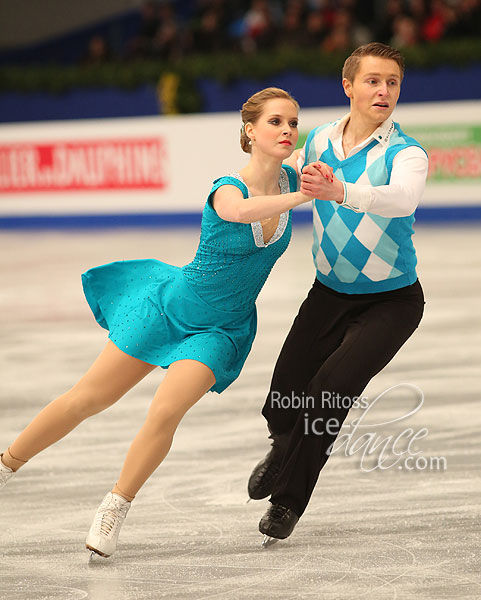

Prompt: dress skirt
[81,259,257,393]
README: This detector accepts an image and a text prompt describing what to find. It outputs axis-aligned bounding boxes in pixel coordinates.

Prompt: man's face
[343,56,402,125]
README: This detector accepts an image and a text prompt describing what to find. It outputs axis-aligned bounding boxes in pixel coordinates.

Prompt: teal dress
[82,165,297,393]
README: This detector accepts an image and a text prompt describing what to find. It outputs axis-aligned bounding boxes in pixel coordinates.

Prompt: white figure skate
[0,455,15,490]
[86,492,131,561]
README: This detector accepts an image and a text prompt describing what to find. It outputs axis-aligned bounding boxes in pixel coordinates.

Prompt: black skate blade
[261,535,279,548]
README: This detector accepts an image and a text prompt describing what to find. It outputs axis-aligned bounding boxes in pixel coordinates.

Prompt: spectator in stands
[189,6,229,53]
[10,0,481,66]
[350,0,376,33]
[304,10,327,47]
[406,0,427,23]
[421,0,448,42]
[128,0,161,58]
[322,9,352,53]
[151,3,182,60]
[391,14,420,47]
[81,35,111,66]
[242,0,278,53]
[278,1,308,49]
[375,0,405,44]
[444,0,481,38]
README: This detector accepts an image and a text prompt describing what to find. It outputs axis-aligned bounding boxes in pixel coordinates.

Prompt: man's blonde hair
[342,42,405,83]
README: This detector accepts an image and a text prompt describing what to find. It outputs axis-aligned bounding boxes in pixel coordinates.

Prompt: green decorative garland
[1,39,479,114]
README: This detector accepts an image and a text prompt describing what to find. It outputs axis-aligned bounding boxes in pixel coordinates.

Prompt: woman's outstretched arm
[212,185,313,224]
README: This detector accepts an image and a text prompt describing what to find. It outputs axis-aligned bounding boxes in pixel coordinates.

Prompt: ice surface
[1,225,480,599]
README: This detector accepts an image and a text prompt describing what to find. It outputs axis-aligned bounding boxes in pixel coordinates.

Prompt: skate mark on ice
[158,487,225,558]
[193,543,312,599]
[0,584,88,599]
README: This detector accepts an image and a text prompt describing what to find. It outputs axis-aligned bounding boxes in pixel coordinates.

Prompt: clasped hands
[300,161,344,205]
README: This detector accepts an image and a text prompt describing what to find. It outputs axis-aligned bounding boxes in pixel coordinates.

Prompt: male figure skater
[248,42,428,546]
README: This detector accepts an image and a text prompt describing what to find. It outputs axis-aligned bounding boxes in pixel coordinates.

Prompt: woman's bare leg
[112,359,215,500]
[2,340,157,471]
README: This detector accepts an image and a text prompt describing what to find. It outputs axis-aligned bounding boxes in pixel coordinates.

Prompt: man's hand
[300,162,344,205]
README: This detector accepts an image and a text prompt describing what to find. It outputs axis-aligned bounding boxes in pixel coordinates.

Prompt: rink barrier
[1,206,480,230]
[1,103,479,225]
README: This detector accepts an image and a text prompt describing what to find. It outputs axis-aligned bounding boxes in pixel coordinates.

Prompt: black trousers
[262,277,425,517]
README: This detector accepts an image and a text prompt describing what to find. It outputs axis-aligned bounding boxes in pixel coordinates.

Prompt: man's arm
[342,147,428,217]
[300,146,428,218]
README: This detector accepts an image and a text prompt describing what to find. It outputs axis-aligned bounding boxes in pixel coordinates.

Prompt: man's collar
[332,113,351,137]
[333,113,395,146]
[372,118,395,146]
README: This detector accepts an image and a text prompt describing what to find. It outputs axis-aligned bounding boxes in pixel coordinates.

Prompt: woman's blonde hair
[240,87,299,154]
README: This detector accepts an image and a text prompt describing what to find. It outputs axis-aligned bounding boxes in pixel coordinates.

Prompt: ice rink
[1,223,480,599]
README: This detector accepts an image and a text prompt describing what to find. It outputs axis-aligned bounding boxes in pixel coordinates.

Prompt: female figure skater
[0,87,316,559]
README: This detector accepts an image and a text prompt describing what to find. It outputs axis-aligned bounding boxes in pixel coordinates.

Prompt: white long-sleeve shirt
[298,114,429,218]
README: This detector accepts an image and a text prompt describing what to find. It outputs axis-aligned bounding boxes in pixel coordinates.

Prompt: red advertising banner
[0,138,168,192]
[428,146,481,179]
[406,124,481,181]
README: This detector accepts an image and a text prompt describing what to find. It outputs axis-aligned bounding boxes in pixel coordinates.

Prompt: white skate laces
[86,492,131,558]
[0,455,15,489]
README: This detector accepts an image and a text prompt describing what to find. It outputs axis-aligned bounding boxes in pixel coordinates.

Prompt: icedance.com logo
[270,390,370,410]
[274,384,447,473]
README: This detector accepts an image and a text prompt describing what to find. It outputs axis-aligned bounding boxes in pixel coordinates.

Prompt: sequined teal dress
[81,166,297,393]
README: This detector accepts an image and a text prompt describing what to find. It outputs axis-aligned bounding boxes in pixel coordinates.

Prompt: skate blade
[261,535,279,548]
[246,497,251,504]
[86,545,109,562]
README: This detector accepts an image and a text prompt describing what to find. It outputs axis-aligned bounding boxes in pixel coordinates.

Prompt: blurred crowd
[82,0,481,64]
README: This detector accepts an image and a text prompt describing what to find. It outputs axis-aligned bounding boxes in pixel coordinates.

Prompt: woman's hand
[300,162,344,204]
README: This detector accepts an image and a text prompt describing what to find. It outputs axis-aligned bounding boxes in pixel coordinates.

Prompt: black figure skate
[259,503,299,548]
[247,431,289,501]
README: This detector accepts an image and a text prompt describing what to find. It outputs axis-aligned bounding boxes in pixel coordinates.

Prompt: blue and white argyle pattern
[304,121,425,294]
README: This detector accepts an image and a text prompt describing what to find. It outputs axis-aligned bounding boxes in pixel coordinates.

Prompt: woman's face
[247,98,299,158]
